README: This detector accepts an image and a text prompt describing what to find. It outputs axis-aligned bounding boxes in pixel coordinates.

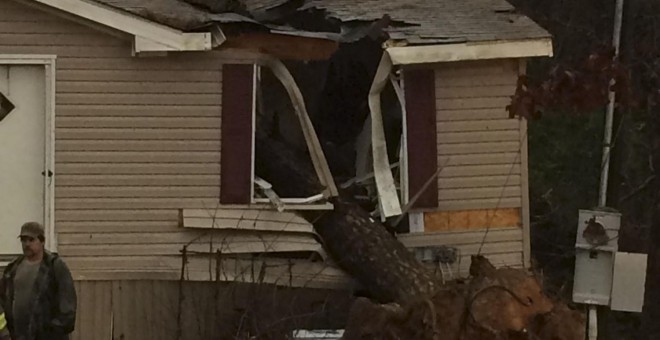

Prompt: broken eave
[385,37,554,65]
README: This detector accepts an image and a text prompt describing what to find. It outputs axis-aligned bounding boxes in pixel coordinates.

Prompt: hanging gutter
[27,0,214,52]
[385,38,553,65]
[368,53,403,218]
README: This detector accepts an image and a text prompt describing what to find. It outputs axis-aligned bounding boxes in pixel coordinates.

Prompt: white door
[0,65,46,255]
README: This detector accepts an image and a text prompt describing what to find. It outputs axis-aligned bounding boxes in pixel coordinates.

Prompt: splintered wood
[343,256,585,340]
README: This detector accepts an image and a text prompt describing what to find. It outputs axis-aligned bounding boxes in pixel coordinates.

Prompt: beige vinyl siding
[71,281,214,340]
[434,59,524,211]
[398,227,524,277]
[67,256,352,289]
[71,281,112,340]
[69,280,233,340]
[71,280,204,340]
[181,208,316,233]
[70,280,352,340]
[410,59,528,271]
[0,0,264,278]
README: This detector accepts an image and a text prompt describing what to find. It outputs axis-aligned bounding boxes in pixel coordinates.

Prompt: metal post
[590,2,626,339]
[598,0,625,207]
[591,1,625,339]
[588,306,598,340]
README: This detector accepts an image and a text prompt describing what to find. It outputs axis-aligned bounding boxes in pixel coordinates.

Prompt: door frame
[0,55,57,252]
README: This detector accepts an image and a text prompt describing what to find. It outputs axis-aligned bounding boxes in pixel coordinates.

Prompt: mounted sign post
[573,1,646,339]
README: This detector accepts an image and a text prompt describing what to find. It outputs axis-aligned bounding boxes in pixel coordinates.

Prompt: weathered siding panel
[182,208,315,233]
[54,198,223,210]
[70,281,220,340]
[435,59,523,210]
[71,281,112,340]
[112,281,181,340]
[403,59,529,272]
[66,256,353,290]
[70,280,352,340]
[398,227,524,276]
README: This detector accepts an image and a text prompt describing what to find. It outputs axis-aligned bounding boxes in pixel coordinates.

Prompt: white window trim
[0,55,57,252]
[251,64,258,203]
[25,0,212,52]
[390,72,409,206]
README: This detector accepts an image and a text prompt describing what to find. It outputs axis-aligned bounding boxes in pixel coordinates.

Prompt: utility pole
[590,0,624,339]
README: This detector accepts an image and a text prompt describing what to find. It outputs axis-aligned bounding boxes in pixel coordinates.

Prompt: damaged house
[0,0,551,338]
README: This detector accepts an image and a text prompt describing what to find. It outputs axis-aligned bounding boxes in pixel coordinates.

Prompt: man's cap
[19,222,45,239]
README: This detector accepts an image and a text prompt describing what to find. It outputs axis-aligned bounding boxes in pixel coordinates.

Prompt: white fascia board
[31,0,212,51]
[386,38,553,65]
[133,35,211,52]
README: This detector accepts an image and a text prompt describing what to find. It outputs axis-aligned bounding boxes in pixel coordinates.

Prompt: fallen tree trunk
[308,199,436,302]
[256,129,435,303]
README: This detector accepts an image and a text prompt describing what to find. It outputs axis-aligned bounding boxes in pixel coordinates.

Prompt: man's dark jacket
[0,251,77,340]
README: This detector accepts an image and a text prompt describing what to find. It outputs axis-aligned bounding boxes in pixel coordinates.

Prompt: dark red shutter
[220,64,254,204]
[404,68,438,209]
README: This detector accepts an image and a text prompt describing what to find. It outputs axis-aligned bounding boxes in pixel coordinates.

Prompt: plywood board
[397,227,523,247]
[423,208,521,231]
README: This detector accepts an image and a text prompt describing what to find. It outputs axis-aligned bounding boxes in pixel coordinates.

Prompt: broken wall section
[255,39,405,219]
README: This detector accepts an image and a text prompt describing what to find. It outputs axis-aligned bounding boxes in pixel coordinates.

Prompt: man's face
[20,235,44,258]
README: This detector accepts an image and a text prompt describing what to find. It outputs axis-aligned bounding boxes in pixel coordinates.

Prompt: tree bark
[255,129,436,304]
[307,199,436,303]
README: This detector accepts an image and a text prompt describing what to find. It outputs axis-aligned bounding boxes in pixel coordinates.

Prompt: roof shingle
[301,0,549,43]
[91,0,550,44]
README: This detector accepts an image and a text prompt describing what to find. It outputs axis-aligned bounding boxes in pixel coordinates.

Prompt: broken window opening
[253,64,332,209]
[282,41,407,224]
[248,41,414,224]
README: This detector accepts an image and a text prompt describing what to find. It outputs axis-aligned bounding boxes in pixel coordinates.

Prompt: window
[220,63,336,210]
[219,63,439,215]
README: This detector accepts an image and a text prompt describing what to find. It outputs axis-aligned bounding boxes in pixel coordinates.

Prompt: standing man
[0,222,76,340]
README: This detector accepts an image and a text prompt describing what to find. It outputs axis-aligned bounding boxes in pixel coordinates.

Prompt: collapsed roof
[93,0,550,45]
